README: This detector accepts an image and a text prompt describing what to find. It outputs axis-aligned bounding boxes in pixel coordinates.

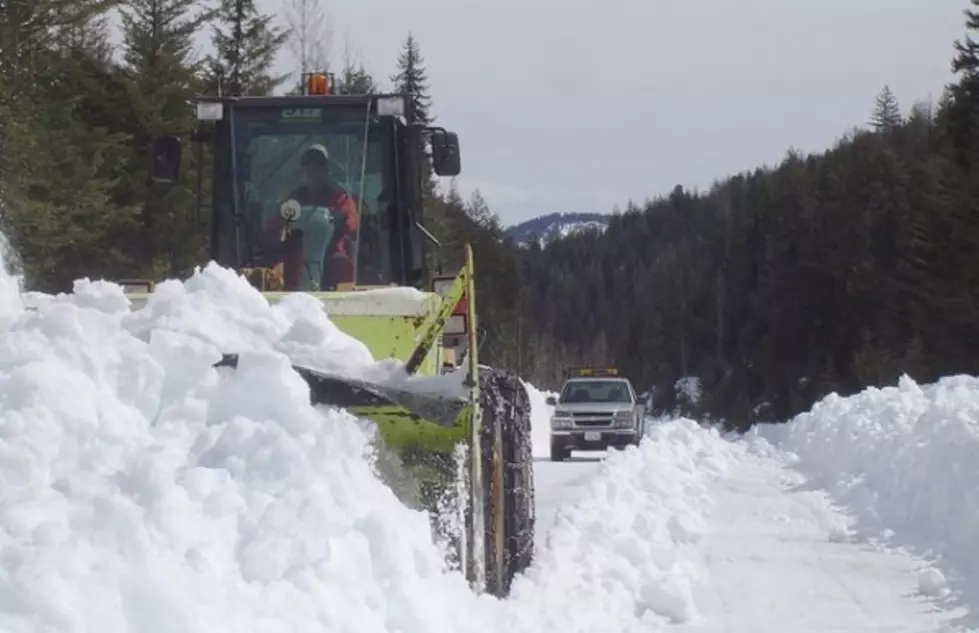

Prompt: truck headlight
[551,416,572,429]
[613,410,633,428]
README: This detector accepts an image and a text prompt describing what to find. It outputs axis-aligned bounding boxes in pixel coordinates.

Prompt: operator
[266,143,359,288]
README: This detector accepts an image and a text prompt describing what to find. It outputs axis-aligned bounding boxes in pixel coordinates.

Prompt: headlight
[613,410,633,427]
[551,418,572,429]
[551,411,572,429]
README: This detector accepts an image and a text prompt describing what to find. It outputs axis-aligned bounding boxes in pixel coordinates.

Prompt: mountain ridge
[503,211,611,247]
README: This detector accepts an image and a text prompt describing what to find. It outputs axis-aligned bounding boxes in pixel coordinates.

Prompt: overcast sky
[258,0,966,225]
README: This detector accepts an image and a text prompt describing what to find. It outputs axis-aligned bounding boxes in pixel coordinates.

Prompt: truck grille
[571,411,614,427]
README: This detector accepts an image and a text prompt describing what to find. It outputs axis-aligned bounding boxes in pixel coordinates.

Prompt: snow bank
[0,270,491,633]
[0,258,741,632]
[523,381,557,458]
[509,419,734,631]
[751,374,979,611]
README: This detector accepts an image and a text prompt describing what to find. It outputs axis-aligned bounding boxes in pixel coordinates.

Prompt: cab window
[222,103,398,288]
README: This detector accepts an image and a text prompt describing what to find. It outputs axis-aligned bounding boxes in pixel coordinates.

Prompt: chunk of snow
[917,567,949,597]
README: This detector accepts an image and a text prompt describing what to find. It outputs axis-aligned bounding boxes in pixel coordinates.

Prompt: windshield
[224,102,396,290]
[559,380,632,403]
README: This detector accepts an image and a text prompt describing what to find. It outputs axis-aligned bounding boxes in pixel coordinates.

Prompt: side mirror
[546,396,557,406]
[430,129,461,177]
[151,136,181,184]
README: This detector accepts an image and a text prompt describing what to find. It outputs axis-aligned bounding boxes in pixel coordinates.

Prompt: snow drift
[510,419,732,629]
[752,374,979,620]
[0,259,731,632]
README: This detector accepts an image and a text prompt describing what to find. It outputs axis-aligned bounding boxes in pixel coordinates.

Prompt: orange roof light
[307,73,329,95]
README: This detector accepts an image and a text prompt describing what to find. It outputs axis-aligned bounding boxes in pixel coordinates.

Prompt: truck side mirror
[546,396,557,406]
[430,130,461,177]
[151,136,182,184]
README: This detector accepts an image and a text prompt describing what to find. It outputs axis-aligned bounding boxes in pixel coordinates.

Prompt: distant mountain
[504,212,611,247]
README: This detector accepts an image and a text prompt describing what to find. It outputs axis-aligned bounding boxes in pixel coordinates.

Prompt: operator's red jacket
[265,184,359,287]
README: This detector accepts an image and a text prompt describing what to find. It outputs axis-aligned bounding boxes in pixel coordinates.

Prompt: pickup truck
[546,368,646,461]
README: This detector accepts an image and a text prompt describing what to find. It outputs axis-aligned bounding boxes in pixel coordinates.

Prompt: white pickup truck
[546,368,645,461]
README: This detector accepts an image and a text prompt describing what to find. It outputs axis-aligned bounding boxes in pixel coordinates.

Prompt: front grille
[575,419,612,427]
[571,411,614,427]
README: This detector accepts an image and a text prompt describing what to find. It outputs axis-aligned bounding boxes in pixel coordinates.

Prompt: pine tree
[391,33,432,124]
[0,7,137,290]
[870,85,902,131]
[947,0,979,167]
[952,0,979,80]
[203,0,288,96]
[116,0,212,276]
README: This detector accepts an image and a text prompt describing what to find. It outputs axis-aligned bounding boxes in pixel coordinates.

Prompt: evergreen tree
[0,5,136,290]
[870,85,902,130]
[391,33,432,124]
[116,0,212,277]
[947,0,979,167]
[952,0,979,80]
[203,0,288,96]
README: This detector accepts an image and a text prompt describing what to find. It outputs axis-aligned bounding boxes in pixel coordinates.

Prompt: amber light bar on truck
[567,367,620,377]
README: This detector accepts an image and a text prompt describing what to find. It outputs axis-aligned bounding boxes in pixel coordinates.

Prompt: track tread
[479,368,535,597]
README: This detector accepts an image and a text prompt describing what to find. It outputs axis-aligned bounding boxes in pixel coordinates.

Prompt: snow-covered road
[531,456,601,554]
[531,434,964,633]
[672,446,959,632]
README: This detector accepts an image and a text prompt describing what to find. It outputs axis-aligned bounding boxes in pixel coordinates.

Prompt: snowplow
[124,72,534,598]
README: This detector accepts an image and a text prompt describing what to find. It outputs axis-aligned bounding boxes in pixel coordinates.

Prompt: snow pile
[523,381,557,457]
[0,257,736,633]
[509,419,734,630]
[752,374,979,609]
[122,264,390,382]
[0,272,492,633]
[0,231,23,321]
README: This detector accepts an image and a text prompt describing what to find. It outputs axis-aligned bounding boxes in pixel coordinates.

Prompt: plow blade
[215,353,467,433]
[211,353,535,599]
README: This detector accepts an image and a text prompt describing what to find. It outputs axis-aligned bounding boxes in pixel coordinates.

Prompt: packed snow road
[669,446,962,632]
[531,455,602,554]
[0,258,976,632]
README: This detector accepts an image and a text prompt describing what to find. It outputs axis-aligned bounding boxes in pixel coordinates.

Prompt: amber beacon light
[305,72,330,95]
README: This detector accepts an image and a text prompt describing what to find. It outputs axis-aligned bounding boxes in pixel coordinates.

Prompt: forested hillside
[4,0,979,431]
[504,6,979,428]
[476,2,979,430]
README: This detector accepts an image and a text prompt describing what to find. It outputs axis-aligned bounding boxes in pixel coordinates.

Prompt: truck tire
[478,368,535,598]
[550,438,567,461]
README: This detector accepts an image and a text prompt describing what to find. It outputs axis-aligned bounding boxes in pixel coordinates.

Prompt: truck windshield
[559,380,632,403]
[224,102,398,289]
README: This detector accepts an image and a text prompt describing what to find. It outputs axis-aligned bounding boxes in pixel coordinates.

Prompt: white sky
[253,1,965,224]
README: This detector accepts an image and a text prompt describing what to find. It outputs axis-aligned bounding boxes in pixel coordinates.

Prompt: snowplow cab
[137,77,535,598]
